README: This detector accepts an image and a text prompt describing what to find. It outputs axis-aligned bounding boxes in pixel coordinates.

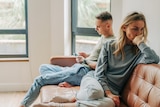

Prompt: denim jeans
[21,63,90,107]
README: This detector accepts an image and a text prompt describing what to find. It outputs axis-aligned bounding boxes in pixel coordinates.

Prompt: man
[20,11,114,107]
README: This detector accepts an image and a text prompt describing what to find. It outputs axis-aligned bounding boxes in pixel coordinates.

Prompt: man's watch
[83,59,88,64]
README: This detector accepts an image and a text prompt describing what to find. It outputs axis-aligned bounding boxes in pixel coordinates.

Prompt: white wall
[121,0,160,57]
[0,0,70,92]
[0,0,52,91]
[111,0,122,37]
[50,0,71,56]
[0,0,160,92]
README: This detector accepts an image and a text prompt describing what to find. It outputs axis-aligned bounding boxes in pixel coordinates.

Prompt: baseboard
[0,83,31,92]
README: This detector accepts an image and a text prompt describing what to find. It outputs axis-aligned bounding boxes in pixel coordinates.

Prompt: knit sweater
[95,40,159,95]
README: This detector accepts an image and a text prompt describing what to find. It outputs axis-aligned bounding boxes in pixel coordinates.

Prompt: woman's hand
[132,34,144,45]
[105,90,120,107]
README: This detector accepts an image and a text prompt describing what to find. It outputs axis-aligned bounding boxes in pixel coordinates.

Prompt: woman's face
[123,20,145,44]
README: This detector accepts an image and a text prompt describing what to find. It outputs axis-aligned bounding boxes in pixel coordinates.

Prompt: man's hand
[78,52,89,58]
[132,34,144,45]
[76,56,85,63]
[105,90,120,107]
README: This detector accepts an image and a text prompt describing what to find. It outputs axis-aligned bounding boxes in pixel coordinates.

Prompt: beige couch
[40,56,160,107]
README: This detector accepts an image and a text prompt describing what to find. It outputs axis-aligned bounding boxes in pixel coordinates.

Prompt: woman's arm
[133,35,159,64]
[105,90,120,107]
[138,43,159,64]
[94,43,110,91]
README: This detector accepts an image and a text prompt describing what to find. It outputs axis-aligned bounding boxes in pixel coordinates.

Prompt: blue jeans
[21,63,90,107]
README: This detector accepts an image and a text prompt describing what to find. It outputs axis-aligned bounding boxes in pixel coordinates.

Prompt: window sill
[0,58,29,62]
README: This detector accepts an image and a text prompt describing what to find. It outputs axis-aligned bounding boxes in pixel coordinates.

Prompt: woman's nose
[136,30,143,36]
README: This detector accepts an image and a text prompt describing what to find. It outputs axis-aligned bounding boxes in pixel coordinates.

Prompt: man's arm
[84,60,97,69]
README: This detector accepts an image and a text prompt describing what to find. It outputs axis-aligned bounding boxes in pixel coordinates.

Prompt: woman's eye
[131,28,138,31]
[141,28,144,31]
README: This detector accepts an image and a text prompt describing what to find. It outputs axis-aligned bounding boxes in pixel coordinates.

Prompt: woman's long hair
[113,12,148,59]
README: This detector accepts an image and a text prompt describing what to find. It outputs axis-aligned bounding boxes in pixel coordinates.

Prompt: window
[0,0,28,58]
[71,0,111,54]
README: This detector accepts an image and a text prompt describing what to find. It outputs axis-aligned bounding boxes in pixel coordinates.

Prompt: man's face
[95,19,108,35]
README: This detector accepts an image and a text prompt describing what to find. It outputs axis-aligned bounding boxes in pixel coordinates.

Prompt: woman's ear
[122,25,126,31]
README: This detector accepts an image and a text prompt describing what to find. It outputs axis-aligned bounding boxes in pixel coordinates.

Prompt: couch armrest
[50,56,77,67]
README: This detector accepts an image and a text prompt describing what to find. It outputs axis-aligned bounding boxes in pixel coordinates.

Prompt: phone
[73,53,79,56]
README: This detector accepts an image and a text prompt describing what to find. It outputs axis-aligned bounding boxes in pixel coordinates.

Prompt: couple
[20,11,159,107]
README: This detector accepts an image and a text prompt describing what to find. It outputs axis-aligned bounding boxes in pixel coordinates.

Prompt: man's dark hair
[96,11,112,21]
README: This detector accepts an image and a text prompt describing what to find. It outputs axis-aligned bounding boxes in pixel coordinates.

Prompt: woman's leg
[76,97,115,107]
[76,73,115,107]
[76,75,104,100]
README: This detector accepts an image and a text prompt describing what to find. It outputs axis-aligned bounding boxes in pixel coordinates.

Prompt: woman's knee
[76,85,104,100]
[77,76,104,100]
[87,86,104,100]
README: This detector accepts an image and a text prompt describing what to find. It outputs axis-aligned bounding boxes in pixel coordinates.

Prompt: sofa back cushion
[121,64,160,107]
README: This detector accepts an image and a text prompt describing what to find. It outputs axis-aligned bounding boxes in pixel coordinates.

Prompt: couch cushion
[41,85,128,107]
[40,64,160,107]
[121,64,160,107]
[40,85,79,103]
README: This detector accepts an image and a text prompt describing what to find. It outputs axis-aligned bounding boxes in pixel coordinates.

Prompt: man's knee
[39,64,49,72]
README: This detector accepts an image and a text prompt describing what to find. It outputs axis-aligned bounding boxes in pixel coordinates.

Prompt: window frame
[71,0,101,54]
[0,0,28,58]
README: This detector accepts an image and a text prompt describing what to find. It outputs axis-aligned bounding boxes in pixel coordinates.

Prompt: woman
[33,12,159,107]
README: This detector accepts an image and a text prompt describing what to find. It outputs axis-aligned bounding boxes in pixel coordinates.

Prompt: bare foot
[50,96,76,103]
[19,105,25,107]
[58,82,73,88]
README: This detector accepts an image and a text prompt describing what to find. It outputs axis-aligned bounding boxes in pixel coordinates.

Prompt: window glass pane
[72,0,111,54]
[78,0,110,28]
[0,34,26,55]
[0,0,25,29]
[76,35,100,53]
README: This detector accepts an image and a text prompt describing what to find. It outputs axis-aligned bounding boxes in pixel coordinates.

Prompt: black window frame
[0,0,28,58]
[71,0,100,54]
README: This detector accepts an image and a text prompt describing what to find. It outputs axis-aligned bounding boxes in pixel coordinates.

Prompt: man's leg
[39,64,70,75]
[63,64,91,86]
[20,68,78,107]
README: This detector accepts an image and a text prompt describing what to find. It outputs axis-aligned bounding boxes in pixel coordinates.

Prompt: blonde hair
[113,12,148,59]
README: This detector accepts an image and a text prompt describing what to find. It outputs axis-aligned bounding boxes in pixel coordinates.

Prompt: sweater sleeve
[138,42,159,64]
[94,43,110,91]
